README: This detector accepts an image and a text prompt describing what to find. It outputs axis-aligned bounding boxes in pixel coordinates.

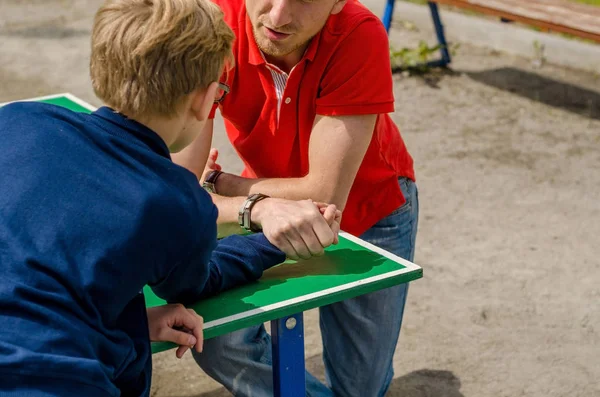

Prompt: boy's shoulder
[146,169,218,238]
[0,101,91,143]
[0,100,82,121]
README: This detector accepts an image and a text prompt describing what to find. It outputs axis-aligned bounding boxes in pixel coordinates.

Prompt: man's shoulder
[212,0,245,30]
[324,0,386,39]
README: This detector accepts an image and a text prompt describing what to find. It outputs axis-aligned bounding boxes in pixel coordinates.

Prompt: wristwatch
[202,170,223,194]
[238,193,270,232]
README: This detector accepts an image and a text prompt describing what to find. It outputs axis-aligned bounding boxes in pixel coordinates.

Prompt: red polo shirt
[213,0,415,236]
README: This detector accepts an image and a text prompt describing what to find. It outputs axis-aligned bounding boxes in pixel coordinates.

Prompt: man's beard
[253,25,309,57]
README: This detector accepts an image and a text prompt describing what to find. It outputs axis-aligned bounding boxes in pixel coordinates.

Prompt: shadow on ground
[467,67,600,120]
[387,369,464,397]
[0,26,89,39]
[183,360,463,397]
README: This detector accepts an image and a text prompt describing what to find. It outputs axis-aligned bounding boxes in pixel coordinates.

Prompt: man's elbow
[304,183,348,212]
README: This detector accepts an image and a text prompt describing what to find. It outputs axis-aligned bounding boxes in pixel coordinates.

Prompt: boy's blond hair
[90,0,234,117]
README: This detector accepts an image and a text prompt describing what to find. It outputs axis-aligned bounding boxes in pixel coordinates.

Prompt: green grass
[572,0,600,5]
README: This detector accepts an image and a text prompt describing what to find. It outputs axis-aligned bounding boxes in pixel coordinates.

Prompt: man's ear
[190,82,219,121]
[331,0,347,15]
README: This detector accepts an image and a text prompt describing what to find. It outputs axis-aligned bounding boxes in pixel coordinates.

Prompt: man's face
[246,0,343,59]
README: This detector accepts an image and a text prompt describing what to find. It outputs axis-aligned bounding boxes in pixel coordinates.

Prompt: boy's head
[90,0,234,150]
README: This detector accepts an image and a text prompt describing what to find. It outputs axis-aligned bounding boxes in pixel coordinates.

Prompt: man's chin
[257,39,294,57]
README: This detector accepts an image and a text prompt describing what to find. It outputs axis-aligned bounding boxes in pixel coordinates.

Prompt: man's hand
[146,304,204,359]
[252,198,341,260]
[200,148,222,183]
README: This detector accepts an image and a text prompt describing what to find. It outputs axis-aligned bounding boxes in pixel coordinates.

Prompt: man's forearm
[217,172,343,209]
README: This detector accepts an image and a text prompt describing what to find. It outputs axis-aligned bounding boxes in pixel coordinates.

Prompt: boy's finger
[186,309,204,353]
[313,202,328,209]
[322,204,337,226]
[209,148,219,161]
[159,327,197,348]
[331,221,340,244]
[176,345,189,359]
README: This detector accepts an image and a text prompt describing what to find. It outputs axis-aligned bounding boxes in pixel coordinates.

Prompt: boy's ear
[190,82,219,121]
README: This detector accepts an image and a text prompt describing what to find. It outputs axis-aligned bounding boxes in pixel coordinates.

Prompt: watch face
[202,182,215,193]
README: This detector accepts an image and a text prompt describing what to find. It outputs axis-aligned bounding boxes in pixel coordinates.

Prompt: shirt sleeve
[315,17,395,116]
[149,233,286,304]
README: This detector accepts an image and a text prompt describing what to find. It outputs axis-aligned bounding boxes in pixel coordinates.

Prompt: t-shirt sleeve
[315,17,395,116]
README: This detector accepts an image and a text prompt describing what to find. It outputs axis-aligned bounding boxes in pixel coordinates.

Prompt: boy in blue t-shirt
[0,0,340,396]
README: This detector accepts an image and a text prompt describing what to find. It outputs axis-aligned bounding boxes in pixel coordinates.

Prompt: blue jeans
[193,177,419,397]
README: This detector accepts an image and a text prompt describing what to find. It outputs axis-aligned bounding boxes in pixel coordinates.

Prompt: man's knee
[191,326,268,370]
[191,334,228,371]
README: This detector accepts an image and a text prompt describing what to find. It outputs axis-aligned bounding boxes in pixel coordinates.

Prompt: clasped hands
[203,148,342,261]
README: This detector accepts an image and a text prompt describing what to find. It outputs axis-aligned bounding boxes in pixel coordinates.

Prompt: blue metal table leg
[271,313,306,397]
[427,1,452,66]
[383,0,396,34]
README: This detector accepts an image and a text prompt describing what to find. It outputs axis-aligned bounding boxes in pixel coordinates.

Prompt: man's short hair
[90,0,234,117]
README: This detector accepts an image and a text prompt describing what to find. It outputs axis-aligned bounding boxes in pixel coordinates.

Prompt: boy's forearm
[211,194,247,238]
[152,233,285,305]
[171,119,214,179]
[194,233,286,300]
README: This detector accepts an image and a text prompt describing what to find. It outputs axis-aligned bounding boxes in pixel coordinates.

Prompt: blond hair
[90,0,234,117]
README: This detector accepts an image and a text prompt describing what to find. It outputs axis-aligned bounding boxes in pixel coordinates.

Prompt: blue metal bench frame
[383,0,452,67]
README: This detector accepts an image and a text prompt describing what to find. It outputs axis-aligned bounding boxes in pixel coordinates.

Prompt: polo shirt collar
[245,14,320,67]
[93,106,171,159]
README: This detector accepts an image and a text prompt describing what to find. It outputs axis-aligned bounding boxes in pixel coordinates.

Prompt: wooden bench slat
[433,0,600,41]
[472,0,600,34]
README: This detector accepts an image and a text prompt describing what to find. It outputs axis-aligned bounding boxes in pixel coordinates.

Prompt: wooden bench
[382,0,600,66]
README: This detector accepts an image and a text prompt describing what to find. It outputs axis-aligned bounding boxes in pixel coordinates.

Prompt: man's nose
[269,0,292,28]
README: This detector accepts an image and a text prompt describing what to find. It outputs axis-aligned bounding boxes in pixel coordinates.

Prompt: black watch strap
[202,170,223,194]
[238,193,269,232]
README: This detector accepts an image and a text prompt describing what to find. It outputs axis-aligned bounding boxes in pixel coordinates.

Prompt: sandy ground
[1,1,599,396]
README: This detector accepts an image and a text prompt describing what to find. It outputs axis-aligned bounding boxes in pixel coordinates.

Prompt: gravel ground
[1,1,599,396]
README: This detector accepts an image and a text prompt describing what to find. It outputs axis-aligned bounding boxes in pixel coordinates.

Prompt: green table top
[3,94,423,353]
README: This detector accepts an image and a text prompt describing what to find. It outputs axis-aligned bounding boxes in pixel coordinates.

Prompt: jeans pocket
[388,178,412,216]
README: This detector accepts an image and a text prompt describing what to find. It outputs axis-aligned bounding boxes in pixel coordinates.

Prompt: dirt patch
[1,2,599,396]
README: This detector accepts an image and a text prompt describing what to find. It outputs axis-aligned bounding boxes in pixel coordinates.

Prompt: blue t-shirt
[0,103,285,396]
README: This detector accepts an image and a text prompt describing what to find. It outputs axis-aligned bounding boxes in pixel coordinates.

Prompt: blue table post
[271,313,306,397]
[427,1,452,66]
[383,0,396,33]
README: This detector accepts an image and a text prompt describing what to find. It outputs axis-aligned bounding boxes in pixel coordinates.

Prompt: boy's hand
[146,304,204,359]
[314,202,342,245]
[200,148,222,183]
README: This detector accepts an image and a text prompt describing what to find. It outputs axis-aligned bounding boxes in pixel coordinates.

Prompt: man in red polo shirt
[174,0,419,395]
